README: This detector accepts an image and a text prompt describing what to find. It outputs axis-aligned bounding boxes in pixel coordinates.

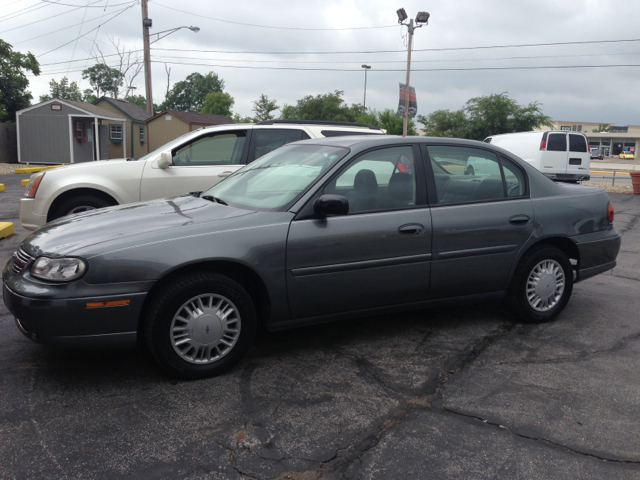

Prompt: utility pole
[141,0,153,116]
[361,65,371,109]
[402,19,414,137]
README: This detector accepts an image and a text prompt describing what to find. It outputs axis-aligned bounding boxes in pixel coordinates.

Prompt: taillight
[607,201,614,222]
[539,139,547,150]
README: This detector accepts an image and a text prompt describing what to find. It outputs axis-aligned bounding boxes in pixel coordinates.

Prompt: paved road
[1,173,639,479]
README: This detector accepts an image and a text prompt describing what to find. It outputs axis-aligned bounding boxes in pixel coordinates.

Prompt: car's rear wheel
[508,245,573,323]
[145,273,257,379]
[50,194,115,220]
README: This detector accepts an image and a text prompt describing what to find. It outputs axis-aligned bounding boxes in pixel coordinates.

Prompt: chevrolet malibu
[3,136,621,379]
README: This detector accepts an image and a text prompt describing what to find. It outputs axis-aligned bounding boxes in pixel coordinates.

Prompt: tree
[82,63,122,99]
[280,90,364,122]
[252,94,279,122]
[39,77,83,102]
[200,91,234,117]
[355,108,416,136]
[418,93,553,141]
[163,72,224,112]
[231,113,254,123]
[126,94,147,111]
[0,39,40,122]
[592,123,612,133]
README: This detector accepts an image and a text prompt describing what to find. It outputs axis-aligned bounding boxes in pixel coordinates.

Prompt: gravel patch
[581,181,635,195]
[0,163,49,175]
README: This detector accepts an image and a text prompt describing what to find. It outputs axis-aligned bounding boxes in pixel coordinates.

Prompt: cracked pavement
[1,172,639,479]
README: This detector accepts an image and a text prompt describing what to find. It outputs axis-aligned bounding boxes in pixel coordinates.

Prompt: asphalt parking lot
[1,172,639,479]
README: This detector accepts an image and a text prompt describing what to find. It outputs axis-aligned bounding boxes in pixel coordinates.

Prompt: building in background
[93,97,151,160]
[15,99,125,164]
[145,111,234,153]
[542,121,639,158]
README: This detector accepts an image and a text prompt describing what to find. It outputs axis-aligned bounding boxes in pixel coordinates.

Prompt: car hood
[21,195,254,257]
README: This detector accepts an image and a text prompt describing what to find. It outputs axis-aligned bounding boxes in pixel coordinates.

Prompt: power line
[39,0,140,6]
[39,3,136,57]
[13,9,116,45]
[0,0,55,23]
[0,0,106,34]
[153,2,398,31]
[150,51,640,66]
[66,0,92,76]
[150,60,640,72]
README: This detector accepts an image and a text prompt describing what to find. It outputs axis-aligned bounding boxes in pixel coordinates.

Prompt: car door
[425,144,533,299]
[140,129,250,201]
[567,133,590,177]
[286,145,432,319]
[542,132,568,174]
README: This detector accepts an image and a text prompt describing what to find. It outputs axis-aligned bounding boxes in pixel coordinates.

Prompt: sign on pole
[398,83,417,118]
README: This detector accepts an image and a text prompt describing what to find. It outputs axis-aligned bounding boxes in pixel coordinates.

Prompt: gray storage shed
[16,98,126,164]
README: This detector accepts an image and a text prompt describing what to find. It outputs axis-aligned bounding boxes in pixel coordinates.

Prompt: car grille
[11,248,34,275]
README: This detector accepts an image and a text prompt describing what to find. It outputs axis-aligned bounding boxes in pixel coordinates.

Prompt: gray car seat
[345,169,379,212]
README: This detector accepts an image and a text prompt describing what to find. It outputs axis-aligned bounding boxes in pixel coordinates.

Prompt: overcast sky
[2,0,639,125]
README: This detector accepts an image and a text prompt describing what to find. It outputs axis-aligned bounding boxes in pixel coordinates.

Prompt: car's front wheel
[50,194,115,221]
[145,273,257,379]
[508,245,573,323]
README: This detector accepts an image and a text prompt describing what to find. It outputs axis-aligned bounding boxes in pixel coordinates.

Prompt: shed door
[99,125,109,160]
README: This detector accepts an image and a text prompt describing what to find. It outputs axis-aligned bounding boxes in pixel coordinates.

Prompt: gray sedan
[3,136,621,379]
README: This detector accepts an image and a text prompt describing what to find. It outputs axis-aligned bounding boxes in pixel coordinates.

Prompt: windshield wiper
[201,195,228,206]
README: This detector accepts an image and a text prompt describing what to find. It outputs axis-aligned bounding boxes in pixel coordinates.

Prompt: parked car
[590,149,604,160]
[484,130,591,182]
[4,136,620,379]
[19,121,385,231]
[619,151,635,159]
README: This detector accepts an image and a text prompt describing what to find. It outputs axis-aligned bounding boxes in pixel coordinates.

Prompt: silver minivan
[484,131,590,182]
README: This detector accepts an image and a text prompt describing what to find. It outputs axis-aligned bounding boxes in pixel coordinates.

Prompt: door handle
[218,171,234,178]
[398,223,425,236]
[509,214,530,226]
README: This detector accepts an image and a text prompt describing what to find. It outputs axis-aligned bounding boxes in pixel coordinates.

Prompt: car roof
[294,135,493,149]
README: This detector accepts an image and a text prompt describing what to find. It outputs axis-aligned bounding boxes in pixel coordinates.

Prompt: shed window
[139,126,146,143]
[110,124,123,143]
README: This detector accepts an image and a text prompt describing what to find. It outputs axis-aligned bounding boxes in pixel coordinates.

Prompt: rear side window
[569,134,588,152]
[253,129,310,160]
[547,133,567,152]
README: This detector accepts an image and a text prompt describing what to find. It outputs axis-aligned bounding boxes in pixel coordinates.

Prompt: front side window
[139,126,146,143]
[547,133,567,151]
[109,124,123,141]
[428,146,505,204]
[324,146,416,213]
[202,144,348,210]
[253,129,310,161]
[172,131,247,166]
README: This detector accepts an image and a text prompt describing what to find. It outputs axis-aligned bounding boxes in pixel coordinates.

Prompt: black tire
[465,165,475,176]
[145,273,257,379]
[51,194,114,220]
[508,245,573,323]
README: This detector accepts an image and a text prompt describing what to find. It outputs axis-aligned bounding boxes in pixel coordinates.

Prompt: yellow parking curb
[0,222,14,239]
[21,178,29,187]
[589,170,630,176]
[14,165,63,174]
[0,183,4,192]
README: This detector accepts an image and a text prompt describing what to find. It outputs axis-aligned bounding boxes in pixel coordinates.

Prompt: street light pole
[361,65,371,109]
[141,0,153,116]
[402,20,414,137]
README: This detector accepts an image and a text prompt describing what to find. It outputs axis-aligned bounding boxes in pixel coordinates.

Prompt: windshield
[202,144,348,210]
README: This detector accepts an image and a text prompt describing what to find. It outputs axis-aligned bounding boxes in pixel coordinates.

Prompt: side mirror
[314,194,349,217]
[157,151,173,169]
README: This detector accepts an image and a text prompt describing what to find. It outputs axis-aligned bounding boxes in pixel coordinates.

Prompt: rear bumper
[3,283,144,347]
[574,231,621,282]
[545,173,591,182]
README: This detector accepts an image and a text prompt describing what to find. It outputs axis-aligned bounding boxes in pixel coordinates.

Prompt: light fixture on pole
[140,0,200,116]
[397,8,430,137]
[361,65,371,109]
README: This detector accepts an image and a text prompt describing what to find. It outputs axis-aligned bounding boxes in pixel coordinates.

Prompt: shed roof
[147,110,234,125]
[94,97,151,122]
[65,100,123,118]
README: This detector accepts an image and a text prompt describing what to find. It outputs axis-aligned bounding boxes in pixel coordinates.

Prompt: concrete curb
[0,222,14,239]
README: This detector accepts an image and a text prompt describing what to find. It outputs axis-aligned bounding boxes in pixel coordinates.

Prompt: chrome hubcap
[170,294,241,364]
[526,259,565,312]
[68,206,96,214]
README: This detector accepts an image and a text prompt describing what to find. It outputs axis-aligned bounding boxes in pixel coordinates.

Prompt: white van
[484,131,590,182]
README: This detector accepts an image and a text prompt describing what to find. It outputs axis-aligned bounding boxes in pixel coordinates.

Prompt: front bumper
[19,197,47,231]
[574,230,621,282]
[3,283,145,347]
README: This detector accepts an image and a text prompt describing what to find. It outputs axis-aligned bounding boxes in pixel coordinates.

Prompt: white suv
[20,121,384,230]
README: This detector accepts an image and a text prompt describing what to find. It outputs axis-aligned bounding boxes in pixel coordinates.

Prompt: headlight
[24,172,45,198]
[31,257,87,282]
